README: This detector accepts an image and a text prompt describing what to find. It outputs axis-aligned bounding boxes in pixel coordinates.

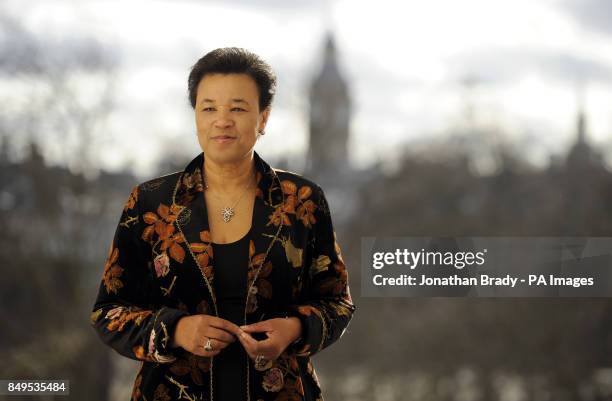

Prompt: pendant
[221,207,234,223]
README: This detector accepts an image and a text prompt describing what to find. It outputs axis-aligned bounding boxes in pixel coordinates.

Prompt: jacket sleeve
[89,185,189,363]
[286,184,356,357]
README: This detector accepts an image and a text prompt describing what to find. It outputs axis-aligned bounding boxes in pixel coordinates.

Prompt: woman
[90,47,356,401]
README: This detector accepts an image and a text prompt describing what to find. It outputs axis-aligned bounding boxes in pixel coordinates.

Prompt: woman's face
[194,73,269,165]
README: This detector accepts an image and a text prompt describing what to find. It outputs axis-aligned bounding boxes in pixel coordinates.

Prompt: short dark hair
[187,47,277,112]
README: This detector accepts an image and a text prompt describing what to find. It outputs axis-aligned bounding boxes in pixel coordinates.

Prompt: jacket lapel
[171,151,285,319]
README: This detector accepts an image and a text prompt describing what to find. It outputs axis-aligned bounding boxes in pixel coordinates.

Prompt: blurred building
[305,32,352,176]
[303,31,379,225]
[566,108,604,170]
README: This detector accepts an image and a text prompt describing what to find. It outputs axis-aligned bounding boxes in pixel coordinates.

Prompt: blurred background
[3,0,612,400]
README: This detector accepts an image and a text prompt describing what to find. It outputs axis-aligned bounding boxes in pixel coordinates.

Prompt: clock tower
[306,32,351,176]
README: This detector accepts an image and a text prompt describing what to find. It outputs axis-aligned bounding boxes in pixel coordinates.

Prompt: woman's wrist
[170,316,186,349]
[286,316,302,344]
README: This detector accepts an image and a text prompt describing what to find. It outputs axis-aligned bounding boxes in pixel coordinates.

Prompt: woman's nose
[214,117,233,128]
[214,110,234,128]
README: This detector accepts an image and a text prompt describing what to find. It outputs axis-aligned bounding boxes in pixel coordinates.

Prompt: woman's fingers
[203,336,233,350]
[186,315,287,360]
[236,330,259,358]
[192,337,234,357]
[237,330,280,361]
[207,316,242,337]
[202,326,236,344]
[240,320,271,333]
[175,315,239,356]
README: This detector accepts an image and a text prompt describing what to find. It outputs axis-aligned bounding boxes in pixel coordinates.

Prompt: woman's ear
[258,107,271,134]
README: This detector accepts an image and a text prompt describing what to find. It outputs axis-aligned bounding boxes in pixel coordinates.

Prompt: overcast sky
[4,0,612,177]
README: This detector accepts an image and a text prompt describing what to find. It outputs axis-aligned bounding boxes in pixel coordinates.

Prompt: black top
[211,228,250,401]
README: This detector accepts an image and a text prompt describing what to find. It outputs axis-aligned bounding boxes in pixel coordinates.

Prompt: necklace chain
[203,169,255,223]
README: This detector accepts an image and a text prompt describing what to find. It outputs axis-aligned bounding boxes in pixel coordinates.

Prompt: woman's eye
[201,107,245,112]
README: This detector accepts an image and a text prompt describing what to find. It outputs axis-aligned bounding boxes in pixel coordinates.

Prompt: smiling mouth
[211,135,236,143]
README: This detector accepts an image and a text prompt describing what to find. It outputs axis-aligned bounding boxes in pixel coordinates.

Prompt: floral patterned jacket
[90,150,356,401]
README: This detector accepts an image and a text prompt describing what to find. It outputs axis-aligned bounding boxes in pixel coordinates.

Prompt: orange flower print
[157,225,185,264]
[262,367,284,392]
[296,185,316,228]
[324,262,349,296]
[142,203,185,263]
[268,204,291,227]
[255,281,271,300]
[102,243,124,294]
[274,180,317,228]
[181,167,204,193]
[175,168,204,205]
[132,345,155,362]
[248,240,266,273]
[296,305,321,317]
[189,230,214,281]
[296,199,316,228]
[106,307,153,332]
[283,194,297,214]
[280,180,297,195]
[124,186,139,212]
[297,186,312,200]
[255,261,273,299]
[169,353,211,385]
[246,286,258,314]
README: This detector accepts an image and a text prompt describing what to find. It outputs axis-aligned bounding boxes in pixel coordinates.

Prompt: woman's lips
[212,136,236,144]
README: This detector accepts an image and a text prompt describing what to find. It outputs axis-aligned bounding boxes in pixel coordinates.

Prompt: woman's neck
[202,153,256,195]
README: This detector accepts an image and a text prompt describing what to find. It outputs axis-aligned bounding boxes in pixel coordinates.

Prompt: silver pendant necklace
[203,170,254,223]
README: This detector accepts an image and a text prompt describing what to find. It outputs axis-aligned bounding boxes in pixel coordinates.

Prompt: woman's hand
[237,317,302,362]
[171,315,242,357]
